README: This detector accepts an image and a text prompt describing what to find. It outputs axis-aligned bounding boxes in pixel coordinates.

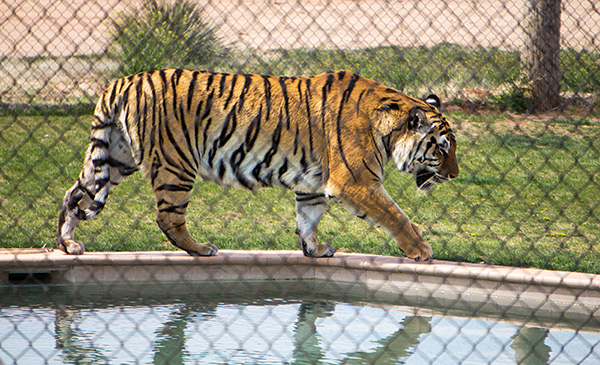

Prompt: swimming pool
[1,280,599,364]
[1,250,599,364]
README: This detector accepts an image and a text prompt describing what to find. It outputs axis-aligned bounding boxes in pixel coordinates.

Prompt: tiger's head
[381,94,459,192]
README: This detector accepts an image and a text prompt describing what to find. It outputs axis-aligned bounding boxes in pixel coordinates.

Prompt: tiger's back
[58,69,458,259]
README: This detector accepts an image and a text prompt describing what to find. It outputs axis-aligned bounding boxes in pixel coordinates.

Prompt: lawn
[1,110,598,273]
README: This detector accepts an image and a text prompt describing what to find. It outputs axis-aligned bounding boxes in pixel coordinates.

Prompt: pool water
[1,281,599,364]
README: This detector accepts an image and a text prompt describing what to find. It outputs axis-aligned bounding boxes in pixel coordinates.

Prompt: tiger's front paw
[57,238,85,255]
[403,240,433,262]
[402,223,432,261]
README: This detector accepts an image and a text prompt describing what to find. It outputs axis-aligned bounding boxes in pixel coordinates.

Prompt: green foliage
[111,0,226,76]
[488,86,533,113]
[230,44,524,99]
[560,48,600,93]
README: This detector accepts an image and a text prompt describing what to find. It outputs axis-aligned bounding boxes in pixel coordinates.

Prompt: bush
[111,0,226,76]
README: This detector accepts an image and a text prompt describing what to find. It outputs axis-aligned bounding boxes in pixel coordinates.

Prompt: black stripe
[266,120,282,164]
[164,164,196,184]
[92,157,107,167]
[218,161,226,180]
[155,183,194,192]
[295,192,325,200]
[91,119,109,130]
[165,119,196,173]
[157,125,196,182]
[138,73,153,164]
[135,75,144,122]
[207,138,219,168]
[178,102,199,169]
[218,73,227,98]
[159,70,168,115]
[293,123,299,155]
[187,70,199,111]
[279,78,290,129]
[337,70,346,80]
[231,145,245,167]
[94,177,109,189]
[245,105,262,150]
[224,73,239,109]
[336,73,360,181]
[193,100,203,162]
[121,84,134,134]
[90,137,108,149]
[171,70,181,114]
[205,72,214,91]
[76,180,95,199]
[157,200,189,214]
[303,78,314,153]
[202,117,212,156]
[362,159,381,181]
[252,120,282,178]
[107,156,131,169]
[237,74,253,112]
[278,158,288,180]
[200,89,214,121]
[369,130,384,173]
[108,79,119,107]
[262,75,272,119]
[321,73,334,130]
[231,146,254,189]
[89,200,105,211]
[218,108,237,148]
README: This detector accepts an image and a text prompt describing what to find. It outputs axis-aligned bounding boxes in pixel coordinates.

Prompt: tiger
[57,69,458,261]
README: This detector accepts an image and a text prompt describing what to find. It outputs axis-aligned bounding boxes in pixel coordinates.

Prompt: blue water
[1,282,599,364]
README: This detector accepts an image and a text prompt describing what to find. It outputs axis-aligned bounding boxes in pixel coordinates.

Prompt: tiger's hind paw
[302,242,336,258]
[57,238,85,255]
[185,242,219,257]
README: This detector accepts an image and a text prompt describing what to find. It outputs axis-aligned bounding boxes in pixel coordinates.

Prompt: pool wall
[1,249,599,324]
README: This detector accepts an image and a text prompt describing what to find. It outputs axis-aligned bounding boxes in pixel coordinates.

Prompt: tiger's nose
[445,163,459,180]
[448,166,459,180]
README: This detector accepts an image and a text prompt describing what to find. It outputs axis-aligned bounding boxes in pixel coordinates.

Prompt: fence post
[523,0,562,112]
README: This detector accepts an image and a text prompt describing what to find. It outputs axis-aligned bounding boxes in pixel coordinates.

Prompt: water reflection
[1,283,599,364]
[510,327,551,365]
[291,302,433,364]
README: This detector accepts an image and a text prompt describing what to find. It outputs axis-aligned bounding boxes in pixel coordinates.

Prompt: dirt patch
[1,0,597,57]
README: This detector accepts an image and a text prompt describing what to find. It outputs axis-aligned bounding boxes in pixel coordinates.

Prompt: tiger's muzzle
[416,161,459,193]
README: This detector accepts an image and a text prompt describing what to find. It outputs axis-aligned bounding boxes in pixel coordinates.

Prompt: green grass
[1,112,599,273]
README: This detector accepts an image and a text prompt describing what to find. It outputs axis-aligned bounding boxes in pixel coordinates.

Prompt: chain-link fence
[1,0,599,363]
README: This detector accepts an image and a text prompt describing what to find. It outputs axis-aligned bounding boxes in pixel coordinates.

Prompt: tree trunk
[523,0,561,112]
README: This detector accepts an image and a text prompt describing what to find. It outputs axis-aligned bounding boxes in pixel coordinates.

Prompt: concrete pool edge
[1,249,599,322]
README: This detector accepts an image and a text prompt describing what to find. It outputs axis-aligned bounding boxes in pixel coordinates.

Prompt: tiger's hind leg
[57,136,139,254]
[152,165,217,256]
[295,193,336,258]
[57,159,95,255]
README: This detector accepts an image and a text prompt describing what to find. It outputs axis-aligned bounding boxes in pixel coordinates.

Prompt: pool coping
[1,249,599,322]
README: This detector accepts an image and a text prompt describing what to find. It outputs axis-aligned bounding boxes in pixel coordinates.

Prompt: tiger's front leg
[152,171,217,256]
[337,184,432,261]
[295,193,336,258]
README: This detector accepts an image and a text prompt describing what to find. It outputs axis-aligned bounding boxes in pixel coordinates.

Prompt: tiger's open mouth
[416,171,436,192]
[416,171,452,192]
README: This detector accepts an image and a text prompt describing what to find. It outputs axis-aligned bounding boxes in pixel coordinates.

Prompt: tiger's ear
[408,107,431,133]
[424,94,441,109]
